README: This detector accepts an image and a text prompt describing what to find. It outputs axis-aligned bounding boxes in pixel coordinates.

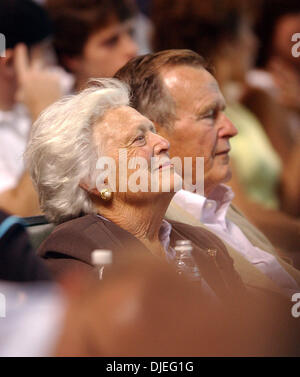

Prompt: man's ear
[154,122,170,139]
[0,49,15,77]
[62,54,83,75]
[153,121,163,132]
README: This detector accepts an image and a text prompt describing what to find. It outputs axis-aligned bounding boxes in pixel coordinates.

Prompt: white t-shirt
[0,104,31,193]
[0,67,74,194]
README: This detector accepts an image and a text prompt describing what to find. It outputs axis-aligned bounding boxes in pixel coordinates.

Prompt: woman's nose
[153,133,170,155]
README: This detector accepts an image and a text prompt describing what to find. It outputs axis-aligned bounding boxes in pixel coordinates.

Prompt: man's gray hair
[25,78,129,224]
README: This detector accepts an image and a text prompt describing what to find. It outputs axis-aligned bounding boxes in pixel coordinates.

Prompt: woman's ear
[79,182,99,197]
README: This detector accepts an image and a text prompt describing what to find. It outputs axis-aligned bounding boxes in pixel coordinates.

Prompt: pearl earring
[100,188,112,201]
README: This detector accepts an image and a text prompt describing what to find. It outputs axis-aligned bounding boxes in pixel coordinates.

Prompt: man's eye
[127,27,135,37]
[202,110,218,119]
[102,35,120,48]
[204,110,217,119]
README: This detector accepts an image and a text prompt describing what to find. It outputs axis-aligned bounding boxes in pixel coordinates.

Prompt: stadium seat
[23,216,54,251]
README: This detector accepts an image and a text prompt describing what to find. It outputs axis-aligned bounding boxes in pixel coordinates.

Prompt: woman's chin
[158,171,183,193]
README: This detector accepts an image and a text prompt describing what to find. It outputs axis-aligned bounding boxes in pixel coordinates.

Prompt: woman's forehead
[95,106,152,140]
[103,105,145,123]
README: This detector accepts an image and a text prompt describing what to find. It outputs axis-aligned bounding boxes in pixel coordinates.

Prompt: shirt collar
[159,219,173,259]
[172,184,234,226]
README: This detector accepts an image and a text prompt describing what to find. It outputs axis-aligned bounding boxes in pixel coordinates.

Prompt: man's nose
[122,33,138,59]
[218,114,238,138]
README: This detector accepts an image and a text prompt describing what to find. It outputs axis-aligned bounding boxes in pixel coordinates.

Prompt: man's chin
[223,168,232,183]
[203,168,232,195]
[215,167,232,186]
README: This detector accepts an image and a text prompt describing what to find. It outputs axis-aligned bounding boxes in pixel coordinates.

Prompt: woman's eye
[134,135,145,143]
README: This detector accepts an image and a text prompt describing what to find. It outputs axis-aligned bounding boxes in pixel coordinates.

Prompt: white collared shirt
[172,186,300,297]
[0,104,30,193]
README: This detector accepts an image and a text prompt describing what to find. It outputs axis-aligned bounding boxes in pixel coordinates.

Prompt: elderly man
[115,49,300,300]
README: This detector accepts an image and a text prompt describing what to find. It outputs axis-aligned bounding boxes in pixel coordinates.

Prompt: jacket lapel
[166,201,287,297]
[220,205,300,286]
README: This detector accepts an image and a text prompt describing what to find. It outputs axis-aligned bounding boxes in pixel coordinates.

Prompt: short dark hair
[0,0,52,49]
[151,0,246,62]
[255,0,300,67]
[46,0,136,70]
[115,49,208,128]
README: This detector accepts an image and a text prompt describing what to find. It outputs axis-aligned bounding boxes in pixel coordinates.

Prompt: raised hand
[14,43,62,121]
[269,57,300,111]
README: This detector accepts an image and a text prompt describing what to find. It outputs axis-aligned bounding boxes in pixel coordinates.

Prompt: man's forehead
[161,64,215,88]
[160,65,224,109]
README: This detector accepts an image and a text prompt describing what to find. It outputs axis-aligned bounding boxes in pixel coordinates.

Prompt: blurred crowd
[0,0,300,357]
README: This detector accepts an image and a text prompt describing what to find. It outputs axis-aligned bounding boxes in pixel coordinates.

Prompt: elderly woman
[25,78,246,301]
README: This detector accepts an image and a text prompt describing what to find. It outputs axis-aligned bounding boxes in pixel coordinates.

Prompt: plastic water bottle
[174,240,201,282]
[174,240,221,303]
[91,249,112,280]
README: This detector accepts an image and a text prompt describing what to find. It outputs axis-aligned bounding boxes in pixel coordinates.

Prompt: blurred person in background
[45,0,138,91]
[0,0,65,216]
[150,0,300,258]
[2,253,298,356]
[53,252,300,357]
[0,210,52,282]
[246,0,300,217]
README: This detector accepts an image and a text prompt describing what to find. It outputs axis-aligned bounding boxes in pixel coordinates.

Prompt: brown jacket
[38,214,246,302]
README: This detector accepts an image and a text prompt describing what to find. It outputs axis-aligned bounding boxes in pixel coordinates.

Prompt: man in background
[0,0,64,216]
[45,0,138,91]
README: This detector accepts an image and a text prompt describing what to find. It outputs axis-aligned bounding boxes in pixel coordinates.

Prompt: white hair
[25,78,129,224]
